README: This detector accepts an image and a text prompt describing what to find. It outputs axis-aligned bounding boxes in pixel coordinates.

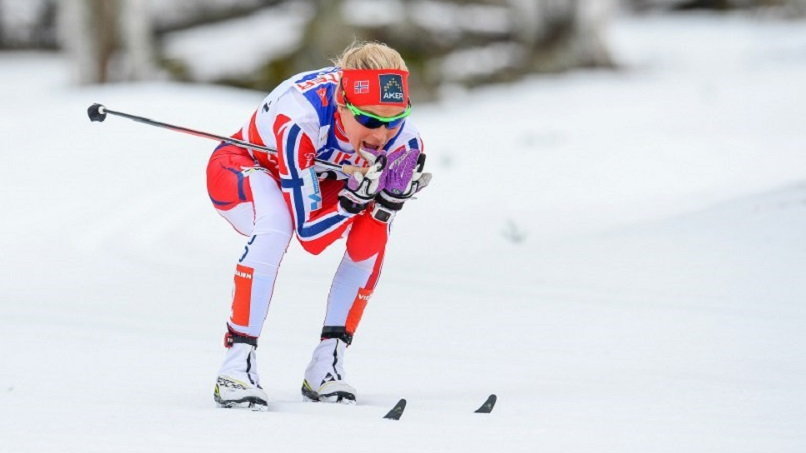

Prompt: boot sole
[214,382,268,411]
[301,381,356,404]
[214,393,268,411]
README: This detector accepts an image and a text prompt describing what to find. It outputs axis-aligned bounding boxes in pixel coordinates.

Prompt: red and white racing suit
[206,67,424,344]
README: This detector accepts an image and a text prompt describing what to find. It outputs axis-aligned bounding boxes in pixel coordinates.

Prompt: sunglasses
[343,97,411,130]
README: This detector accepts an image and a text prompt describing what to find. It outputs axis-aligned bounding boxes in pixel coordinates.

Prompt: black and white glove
[338,152,387,215]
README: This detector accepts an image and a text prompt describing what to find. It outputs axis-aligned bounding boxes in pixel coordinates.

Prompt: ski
[474,394,497,414]
[381,394,497,420]
[383,398,407,420]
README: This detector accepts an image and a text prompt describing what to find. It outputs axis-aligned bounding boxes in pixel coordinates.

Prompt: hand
[372,151,431,223]
[338,151,387,214]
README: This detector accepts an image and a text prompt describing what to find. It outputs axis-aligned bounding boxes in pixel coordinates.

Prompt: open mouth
[361,141,381,153]
[360,141,381,153]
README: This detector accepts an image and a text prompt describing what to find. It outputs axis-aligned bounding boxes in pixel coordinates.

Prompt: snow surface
[2,13,806,453]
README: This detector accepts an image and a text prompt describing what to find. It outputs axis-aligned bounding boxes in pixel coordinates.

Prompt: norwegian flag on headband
[354,80,370,94]
[339,68,409,108]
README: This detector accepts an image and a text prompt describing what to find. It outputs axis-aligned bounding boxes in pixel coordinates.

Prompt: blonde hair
[333,41,408,71]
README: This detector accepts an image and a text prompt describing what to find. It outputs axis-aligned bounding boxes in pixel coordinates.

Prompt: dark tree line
[2,0,802,94]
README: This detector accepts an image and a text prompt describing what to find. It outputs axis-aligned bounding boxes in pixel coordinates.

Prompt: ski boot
[301,338,356,404]
[214,333,268,411]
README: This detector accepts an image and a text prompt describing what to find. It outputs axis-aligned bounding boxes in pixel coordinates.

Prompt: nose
[367,127,388,144]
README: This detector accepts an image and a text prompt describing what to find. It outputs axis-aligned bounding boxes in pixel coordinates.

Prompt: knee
[239,230,292,268]
[346,213,388,262]
[299,239,328,255]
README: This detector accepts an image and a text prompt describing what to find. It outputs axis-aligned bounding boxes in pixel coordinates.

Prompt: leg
[322,238,385,344]
[225,169,293,339]
[207,146,292,409]
[302,212,389,403]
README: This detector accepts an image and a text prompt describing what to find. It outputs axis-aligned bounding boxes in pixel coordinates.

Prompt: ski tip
[474,394,497,414]
[383,398,407,420]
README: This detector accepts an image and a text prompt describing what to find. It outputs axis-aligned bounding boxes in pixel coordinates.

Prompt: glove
[372,150,432,223]
[338,151,387,215]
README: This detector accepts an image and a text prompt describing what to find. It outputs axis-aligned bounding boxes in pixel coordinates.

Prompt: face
[339,104,406,157]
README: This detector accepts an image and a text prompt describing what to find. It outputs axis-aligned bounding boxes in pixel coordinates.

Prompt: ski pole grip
[87,103,107,122]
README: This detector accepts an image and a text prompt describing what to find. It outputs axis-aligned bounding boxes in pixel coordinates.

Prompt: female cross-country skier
[206,41,430,409]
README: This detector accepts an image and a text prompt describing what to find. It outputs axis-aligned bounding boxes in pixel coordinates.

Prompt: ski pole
[86,103,342,171]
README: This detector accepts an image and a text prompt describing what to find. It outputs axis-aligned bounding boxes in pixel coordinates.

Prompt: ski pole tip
[87,103,107,122]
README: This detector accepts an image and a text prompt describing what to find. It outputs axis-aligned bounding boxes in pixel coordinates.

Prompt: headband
[338,68,409,108]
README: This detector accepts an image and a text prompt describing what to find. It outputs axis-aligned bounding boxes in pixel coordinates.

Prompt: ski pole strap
[224,327,258,348]
[321,326,353,345]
